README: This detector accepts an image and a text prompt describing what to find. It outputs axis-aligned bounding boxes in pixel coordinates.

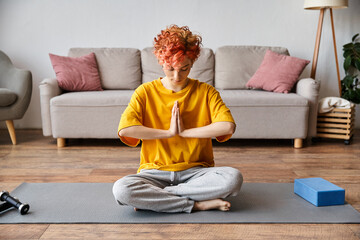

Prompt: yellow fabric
[118,78,235,173]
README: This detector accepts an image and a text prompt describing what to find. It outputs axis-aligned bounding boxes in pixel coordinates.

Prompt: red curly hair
[153,25,202,68]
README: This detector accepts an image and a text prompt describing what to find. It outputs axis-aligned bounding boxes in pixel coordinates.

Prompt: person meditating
[112,25,243,213]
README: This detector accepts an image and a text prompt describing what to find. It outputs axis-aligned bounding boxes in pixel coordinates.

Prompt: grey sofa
[39,46,320,148]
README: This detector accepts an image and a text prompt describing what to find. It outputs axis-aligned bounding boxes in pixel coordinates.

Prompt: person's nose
[173,70,180,80]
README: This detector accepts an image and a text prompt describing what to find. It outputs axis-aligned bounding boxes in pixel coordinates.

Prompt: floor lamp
[304,0,348,96]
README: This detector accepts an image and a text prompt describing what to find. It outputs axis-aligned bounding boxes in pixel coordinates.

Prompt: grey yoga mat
[1,182,360,224]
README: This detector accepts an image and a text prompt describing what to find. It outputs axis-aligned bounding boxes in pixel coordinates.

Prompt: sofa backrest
[68,48,141,90]
[215,46,289,89]
[140,47,163,84]
[141,47,215,86]
[67,46,291,90]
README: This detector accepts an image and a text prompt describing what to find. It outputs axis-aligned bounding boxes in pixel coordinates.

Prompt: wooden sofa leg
[5,120,17,145]
[294,138,303,149]
[57,138,66,148]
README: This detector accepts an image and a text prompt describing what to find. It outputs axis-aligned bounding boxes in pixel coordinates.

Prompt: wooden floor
[0,129,359,240]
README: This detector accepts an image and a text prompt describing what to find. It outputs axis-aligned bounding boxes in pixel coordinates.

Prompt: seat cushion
[50,90,134,138]
[218,89,309,107]
[229,105,309,139]
[218,90,309,139]
[50,90,133,107]
[215,46,289,90]
[141,47,215,86]
[68,48,141,90]
[0,88,17,107]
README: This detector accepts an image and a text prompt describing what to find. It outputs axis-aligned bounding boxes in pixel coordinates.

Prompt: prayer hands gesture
[120,100,234,140]
[169,101,185,137]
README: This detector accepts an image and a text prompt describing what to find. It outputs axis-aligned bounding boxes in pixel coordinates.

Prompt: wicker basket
[316,105,355,143]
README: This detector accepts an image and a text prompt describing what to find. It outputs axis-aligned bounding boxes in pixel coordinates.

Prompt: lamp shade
[304,0,348,9]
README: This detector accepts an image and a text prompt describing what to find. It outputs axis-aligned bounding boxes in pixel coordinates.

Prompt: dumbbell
[0,191,30,215]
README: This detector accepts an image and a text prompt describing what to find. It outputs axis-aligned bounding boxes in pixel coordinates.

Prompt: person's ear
[158,60,165,68]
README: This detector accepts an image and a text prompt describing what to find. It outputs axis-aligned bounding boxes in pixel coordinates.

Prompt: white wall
[0,0,359,129]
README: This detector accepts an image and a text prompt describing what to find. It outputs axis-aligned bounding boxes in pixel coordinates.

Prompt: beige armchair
[0,50,32,144]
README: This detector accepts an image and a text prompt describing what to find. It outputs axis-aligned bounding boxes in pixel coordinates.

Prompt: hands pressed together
[119,100,233,140]
[169,101,185,137]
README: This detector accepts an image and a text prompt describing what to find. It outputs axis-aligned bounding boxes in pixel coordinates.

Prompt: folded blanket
[318,97,353,113]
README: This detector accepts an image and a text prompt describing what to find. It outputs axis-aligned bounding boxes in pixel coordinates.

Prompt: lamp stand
[310,8,342,97]
[329,8,342,96]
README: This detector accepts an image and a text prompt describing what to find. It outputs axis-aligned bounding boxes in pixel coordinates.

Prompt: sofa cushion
[141,47,163,84]
[50,103,128,139]
[189,48,215,86]
[215,46,289,90]
[219,89,309,139]
[229,105,308,139]
[0,88,17,107]
[50,90,133,139]
[246,50,310,93]
[68,48,141,90]
[141,47,214,86]
[50,90,133,107]
[218,89,308,107]
[49,53,103,92]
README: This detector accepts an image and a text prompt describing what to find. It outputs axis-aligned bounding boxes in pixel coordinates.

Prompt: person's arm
[119,125,173,139]
[178,121,235,138]
[175,100,236,138]
[119,100,179,139]
[176,86,236,140]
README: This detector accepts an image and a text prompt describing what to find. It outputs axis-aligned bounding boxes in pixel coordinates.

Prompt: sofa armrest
[296,78,320,138]
[39,78,62,136]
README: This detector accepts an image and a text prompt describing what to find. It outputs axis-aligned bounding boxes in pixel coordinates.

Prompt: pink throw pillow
[49,52,103,91]
[246,50,310,93]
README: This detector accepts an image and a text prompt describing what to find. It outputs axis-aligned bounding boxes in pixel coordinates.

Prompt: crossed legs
[112,166,243,213]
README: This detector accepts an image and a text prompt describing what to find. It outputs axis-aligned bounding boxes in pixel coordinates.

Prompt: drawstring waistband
[170,171,175,184]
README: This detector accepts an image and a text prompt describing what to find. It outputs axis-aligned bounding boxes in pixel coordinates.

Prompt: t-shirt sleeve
[118,87,144,147]
[208,86,236,143]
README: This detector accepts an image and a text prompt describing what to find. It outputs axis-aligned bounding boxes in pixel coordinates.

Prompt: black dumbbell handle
[0,191,29,215]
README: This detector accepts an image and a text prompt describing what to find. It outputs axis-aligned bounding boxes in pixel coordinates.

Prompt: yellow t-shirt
[118,77,236,173]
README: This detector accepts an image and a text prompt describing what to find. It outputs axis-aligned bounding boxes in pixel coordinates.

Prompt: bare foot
[192,199,231,212]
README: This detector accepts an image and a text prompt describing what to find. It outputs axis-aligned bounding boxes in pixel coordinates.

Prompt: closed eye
[164,64,190,71]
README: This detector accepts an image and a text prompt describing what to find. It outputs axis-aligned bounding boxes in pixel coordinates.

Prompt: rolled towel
[318,97,352,113]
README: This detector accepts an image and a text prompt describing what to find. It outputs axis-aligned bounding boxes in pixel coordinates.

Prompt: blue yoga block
[294,178,345,206]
